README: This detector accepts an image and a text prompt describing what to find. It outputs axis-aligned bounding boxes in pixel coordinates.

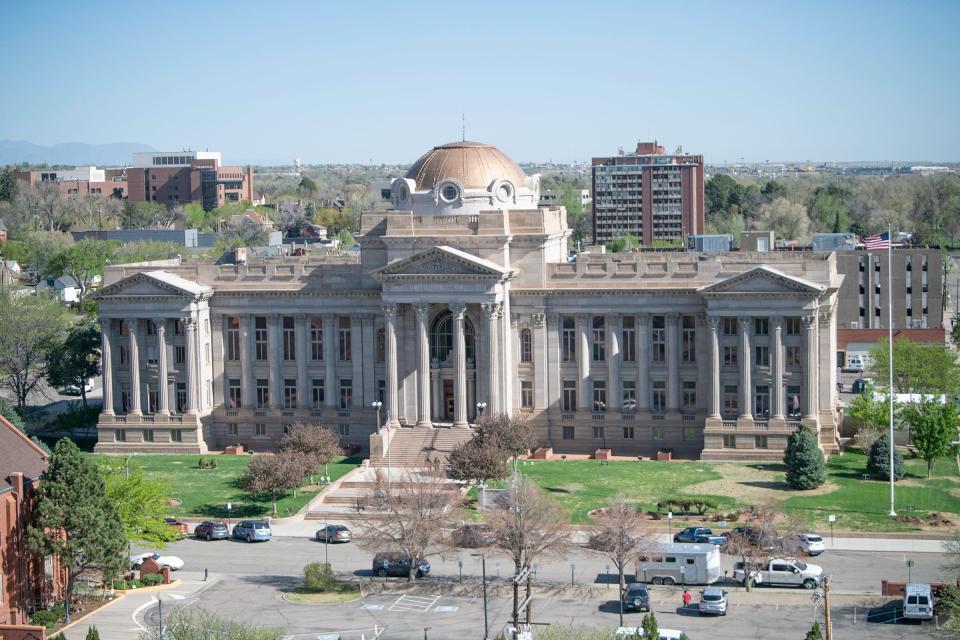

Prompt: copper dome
[405,141,528,191]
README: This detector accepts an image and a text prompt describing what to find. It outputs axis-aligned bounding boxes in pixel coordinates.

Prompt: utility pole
[823,575,832,640]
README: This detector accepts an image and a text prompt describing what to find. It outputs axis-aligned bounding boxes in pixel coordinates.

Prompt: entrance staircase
[369,426,473,468]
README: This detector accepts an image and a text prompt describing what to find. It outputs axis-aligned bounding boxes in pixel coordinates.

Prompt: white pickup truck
[733,557,823,589]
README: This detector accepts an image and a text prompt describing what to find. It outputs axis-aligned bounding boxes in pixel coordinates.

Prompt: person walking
[682,588,692,610]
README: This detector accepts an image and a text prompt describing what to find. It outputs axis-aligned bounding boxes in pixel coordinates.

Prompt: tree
[241,453,305,514]
[901,398,960,477]
[98,457,178,546]
[705,174,744,219]
[783,427,826,490]
[867,434,905,481]
[277,422,342,479]
[0,399,26,432]
[605,234,640,254]
[805,621,824,640]
[475,413,537,461]
[868,338,960,396]
[448,413,537,485]
[27,438,127,623]
[356,468,463,581]
[448,437,508,484]
[751,198,811,242]
[47,317,102,406]
[848,391,887,452]
[488,474,570,628]
[810,189,850,233]
[299,176,318,193]
[85,626,101,640]
[16,182,72,232]
[640,612,659,640]
[587,496,653,626]
[138,609,284,640]
[0,167,18,203]
[337,228,355,250]
[47,239,117,309]
[0,294,70,408]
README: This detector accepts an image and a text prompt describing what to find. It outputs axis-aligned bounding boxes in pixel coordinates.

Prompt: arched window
[376,328,385,363]
[519,328,532,363]
[431,311,475,362]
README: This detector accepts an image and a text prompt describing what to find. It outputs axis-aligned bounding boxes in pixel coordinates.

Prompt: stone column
[415,303,432,427]
[102,321,114,415]
[185,316,197,414]
[241,314,256,409]
[739,317,752,419]
[771,316,784,419]
[127,319,142,415]
[351,315,364,407]
[545,313,560,413]
[450,303,468,427]
[804,314,818,420]
[532,314,547,410]
[268,315,281,408]
[383,304,400,426]
[637,313,650,411]
[666,312,680,412]
[708,317,721,418]
[296,314,309,409]
[482,302,499,413]
[577,314,590,411]
[155,318,169,415]
[607,314,621,411]
[323,314,336,408]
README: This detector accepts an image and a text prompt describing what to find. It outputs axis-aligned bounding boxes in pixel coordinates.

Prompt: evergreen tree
[46,317,102,407]
[640,612,659,639]
[86,625,102,640]
[27,438,127,623]
[0,399,27,432]
[783,427,826,490]
[867,434,905,481]
[805,621,823,640]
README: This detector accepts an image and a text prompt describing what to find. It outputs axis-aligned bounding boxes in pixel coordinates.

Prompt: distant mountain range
[0,140,155,166]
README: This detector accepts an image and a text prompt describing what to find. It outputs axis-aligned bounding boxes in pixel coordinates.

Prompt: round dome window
[496,182,513,202]
[396,183,409,203]
[440,183,460,203]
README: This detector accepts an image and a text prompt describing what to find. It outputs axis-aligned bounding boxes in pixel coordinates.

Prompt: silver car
[699,587,728,616]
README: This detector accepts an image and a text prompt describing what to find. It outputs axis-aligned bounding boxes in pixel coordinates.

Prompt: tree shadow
[238,574,302,591]
[739,480,792,491]
[545,487,571,494]
[192,503,266,518]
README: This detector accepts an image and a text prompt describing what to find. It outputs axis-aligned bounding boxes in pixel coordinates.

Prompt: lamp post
[472,553,490,640]
[372,400,382,435]
[476,401,487,418]
[667,512,673,539]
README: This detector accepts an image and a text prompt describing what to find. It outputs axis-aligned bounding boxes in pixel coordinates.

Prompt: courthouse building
[94,141,842,460]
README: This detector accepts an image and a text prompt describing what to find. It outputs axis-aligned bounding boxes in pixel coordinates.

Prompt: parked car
[60,378,95,396]
[673,527,726,545]
[621,583,650,612]
[452,524,496,548]
[316,524,352,543]
[232,520,272,543]
[615,627,686,639]
[733,557,823,589]
[796,533,825,556]
[729,526,782,551]
[372,552,430,578]
[698,587,728,616]
[194,520,229,541]
[902,583,935,621]
[164,517,189,539]
[846,355,865,371]
[130,552,184,571]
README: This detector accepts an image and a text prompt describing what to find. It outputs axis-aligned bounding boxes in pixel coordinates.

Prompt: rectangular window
[562,380,577,412]
[174,345,185,365]
[142,429,154,442]
[652,426,665,441]
[147,346,157,365]
[283,379,297,409]
[228,423,238,436]
[562,426,574,440]
[723,345,738,366]
[651,316,666,362]
[227,379,241,409]
[755,385,770,416]
[723,434,736,449]
[170,429,182,443]
[592,380,607,413]
[622,380,636,412]
[723,385,738,417]
[519,329,532,363]
[311,316,323,360]
[786,345,802,366]
[255,423,266,436]
[785,317,801,335]
[591,316,606,362]
[312,379,325,408]
[119,345,129,365]
[115,429,126,442]
[226,316,240,360]
[338,424,350,436]
[623,426,635,439]
[146,320,156,336]
[754,318,769,336]
[755,345,770,367]
[722,317,738,336]
[652,380,666,413]
[338,317,352,361]
[205,343,211,365]
[282,316,296,361]
[561,316,576,363]
[787,384,802,417]
[521,381,533,408]
[621,316,636,362]
[339,378,352,409]
[682,380,696,411]
[592,426,605,440]
[681,315,696,363]
[256,378,269,408]
[755,435,769,449]
[378,379,386,404]
[176,383,187,413]
[174,319,184,336]
[682,426,697,441]
[147,388,158,414]
[254,316,268,360]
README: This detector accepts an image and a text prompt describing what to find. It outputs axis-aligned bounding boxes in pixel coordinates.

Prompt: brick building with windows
[126,151,253,210]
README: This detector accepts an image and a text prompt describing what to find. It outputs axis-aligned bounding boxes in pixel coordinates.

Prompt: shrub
[197,457,218,469]
[112,579,126,590]
[141,573,164,586]
[127,578,142,589]
[783,427,826,490]
[86,625,102,640]
[53,401,102,431]
[688,496,718,515]
[303,562,336,592]
[867,434,905,481]
[29,604,65,629]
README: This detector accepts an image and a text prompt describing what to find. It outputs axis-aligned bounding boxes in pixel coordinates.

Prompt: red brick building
[0,418,64,629]
[126,151,253,211]
[14,166,127,198]
[592,140,705,245]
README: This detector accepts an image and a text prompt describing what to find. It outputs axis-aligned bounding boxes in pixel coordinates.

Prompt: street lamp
[667,512,673,539]
[471,553,490,640]
[372,400,383,434]
[476,401,487,418]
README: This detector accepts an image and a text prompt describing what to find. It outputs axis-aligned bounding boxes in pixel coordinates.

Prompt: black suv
[372,552,430,578]
[621,583,650,612]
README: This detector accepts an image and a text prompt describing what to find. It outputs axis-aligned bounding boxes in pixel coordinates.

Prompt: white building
[94,141,843,460]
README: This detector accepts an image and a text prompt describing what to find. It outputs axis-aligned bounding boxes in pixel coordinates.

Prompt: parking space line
[389,594,440,612]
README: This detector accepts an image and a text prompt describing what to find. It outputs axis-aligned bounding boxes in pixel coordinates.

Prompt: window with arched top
[519,328,532,363]
[430,311,475,362]
[376,327,385,363]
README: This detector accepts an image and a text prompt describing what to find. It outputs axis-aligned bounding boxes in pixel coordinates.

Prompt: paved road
[145,535,947,595]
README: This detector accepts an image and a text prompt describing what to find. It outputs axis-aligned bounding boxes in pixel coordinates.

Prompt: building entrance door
[443,379,454,420]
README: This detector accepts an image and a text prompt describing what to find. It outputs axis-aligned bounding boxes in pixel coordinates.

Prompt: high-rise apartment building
[592,141,704,245]
[126,151,253,211]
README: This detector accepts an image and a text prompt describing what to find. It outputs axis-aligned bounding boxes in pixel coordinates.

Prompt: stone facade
[95,141,843,460]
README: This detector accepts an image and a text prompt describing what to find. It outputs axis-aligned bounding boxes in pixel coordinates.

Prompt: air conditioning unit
[849,321,859,329]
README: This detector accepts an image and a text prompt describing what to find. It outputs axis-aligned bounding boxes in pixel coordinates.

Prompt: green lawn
[95,454,361,519]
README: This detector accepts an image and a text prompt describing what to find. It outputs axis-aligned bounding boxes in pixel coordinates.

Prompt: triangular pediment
[371,246,509,280]
[698,265,826,295]
[94,270,213,300]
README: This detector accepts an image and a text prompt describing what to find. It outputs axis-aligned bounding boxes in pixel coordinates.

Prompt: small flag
[864,232,891,250]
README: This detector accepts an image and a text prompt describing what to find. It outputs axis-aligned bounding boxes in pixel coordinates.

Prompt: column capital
[414,303,431,321]
[153,318,166,333]
[637,312,651,323]
[184,317,197,331]
[531,313,545,327]
[738,317,752,332]
[381,303,398,320]
[771,316,783,329]
[707,316,719,330]
[448,302,467,319]
[481,302,499,319]
[802,314,818,328]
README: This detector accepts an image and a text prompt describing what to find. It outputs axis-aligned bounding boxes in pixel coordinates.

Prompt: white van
[902,583,934,621]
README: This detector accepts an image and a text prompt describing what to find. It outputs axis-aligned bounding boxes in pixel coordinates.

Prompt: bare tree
[16,182,72,232]
[726,504,802,590]
[448,437,509,485]
[356,468,463,580]
[488,474,570,628]
[241,453,305,514]
[278,422,342,480]
[586,496,655,626]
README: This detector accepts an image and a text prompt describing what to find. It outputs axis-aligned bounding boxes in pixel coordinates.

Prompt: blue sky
[2,0,958,164]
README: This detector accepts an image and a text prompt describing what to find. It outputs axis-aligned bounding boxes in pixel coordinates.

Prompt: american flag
[864,232,891,250]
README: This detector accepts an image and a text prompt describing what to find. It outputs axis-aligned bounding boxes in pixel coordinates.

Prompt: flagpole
[887,227,896,517]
